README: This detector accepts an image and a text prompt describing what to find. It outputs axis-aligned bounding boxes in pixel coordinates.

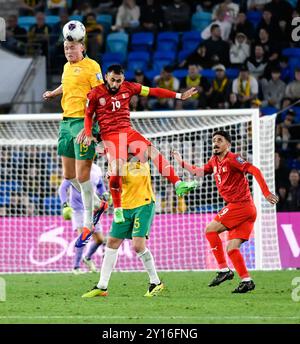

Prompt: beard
[213,151,221,155]
[106,83,119,94]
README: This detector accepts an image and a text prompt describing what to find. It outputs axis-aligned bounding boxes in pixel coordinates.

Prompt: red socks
[205,232,227,269]
[109,175,122,208]
[228,248,250,279]
[152,152,180,185]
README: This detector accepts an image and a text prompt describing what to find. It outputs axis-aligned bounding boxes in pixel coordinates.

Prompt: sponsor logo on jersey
[236,156,245,164]
[222,167,227,172]
[99,97,106,105]
[96,72,103,81]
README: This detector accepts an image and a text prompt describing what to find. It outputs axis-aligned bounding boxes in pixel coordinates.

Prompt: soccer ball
[63,20,86,42]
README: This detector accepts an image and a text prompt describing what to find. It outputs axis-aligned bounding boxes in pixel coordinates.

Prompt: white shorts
[71,209,102,233]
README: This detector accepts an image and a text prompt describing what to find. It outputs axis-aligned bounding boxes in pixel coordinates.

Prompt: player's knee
[132,241,145,253]
[106,237,122,249]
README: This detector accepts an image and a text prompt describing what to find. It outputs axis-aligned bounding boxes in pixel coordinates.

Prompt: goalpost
[0,109,281,273]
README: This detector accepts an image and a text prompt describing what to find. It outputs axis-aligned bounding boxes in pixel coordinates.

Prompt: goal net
[0,109,281,273]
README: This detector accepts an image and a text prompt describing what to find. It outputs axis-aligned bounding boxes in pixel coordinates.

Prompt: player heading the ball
[77,64,198,231]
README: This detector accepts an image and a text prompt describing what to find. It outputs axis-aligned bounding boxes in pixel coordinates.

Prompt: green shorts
[58,117,98,160]
[110,202,155,240]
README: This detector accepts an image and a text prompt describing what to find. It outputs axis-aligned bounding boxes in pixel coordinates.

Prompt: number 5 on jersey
[112,100,120,111]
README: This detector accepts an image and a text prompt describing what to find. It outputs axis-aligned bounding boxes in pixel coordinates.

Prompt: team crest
[73,67,81,74]
[99,98,106,105]
[213,166,217,174]
[222,167,227,172]
[236,156,245,164]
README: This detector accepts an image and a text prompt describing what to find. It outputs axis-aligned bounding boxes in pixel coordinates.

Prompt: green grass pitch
[0,270,299,324]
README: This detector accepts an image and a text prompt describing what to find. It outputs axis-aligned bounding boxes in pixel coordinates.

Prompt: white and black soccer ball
[63,20,86,42]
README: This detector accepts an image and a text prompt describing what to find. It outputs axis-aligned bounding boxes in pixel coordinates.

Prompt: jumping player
[77,64,198,238]
[172,131,278,293]
[43,36,104,241]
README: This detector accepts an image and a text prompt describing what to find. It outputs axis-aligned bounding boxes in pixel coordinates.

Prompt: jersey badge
[96,72,103,81]
[99,98,106,106]
[236,156,245,164]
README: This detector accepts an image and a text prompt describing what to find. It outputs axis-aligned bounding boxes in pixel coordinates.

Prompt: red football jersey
[204,151,253,203]
[86,81,142,136]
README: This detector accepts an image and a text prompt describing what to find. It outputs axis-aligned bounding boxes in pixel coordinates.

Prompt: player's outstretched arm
[140,85,198,100]
[247,165,279,205]
[171,150,205,177]
[43,84,63,100]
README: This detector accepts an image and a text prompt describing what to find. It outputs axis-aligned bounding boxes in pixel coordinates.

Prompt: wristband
[175,93,182,99]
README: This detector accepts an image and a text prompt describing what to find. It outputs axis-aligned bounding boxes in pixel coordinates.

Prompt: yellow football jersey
[61,57,103,118]
[121,161,155,209]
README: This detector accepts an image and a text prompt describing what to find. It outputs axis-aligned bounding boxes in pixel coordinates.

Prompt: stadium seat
[282,48,300,70]
[96,14,113,34]
[45,15,60,27]
[69,14,83,22]
[261,106,278,116]
[127,51,150,72]
[101,52,125,65]
[226,68,239,79]
[182,31,202,52]
[125,70,135,80]
[156,32,179,52]
[177,49,192,63]
[153,51,176,71]
[144,69,160,82]
[0,181,21,193]
[246,10,263,29]
[0,193,10,207]
[18,16,36,31]
[173,69,188,80]
[43,196,61,215]
[106,32,129,58]
[130,32,154,52]
[191,11,212,31]
[200,69,216,80]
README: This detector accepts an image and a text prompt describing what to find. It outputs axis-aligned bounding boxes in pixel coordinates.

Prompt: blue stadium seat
[156,32,179,52]
[173,69,188,80]
[131,32,154,51]
[291,107,300,123]
[0,194,10,207]
[43,196,61,215]
[101,52,126,66]
[127,51,150,72]
[200,69,216,80]
[96,14,113,34]
[261,106,278,115]
[69,14,83,22]
[125,70,135,80]
[144,69,160,82]
[226,68,239,79]
[182,31,202,52]
[153,51,176,71]
[191,11,212,31]
[246,10,263,29]
[106,32,129,58]
[177,49,192,63]
[45,15,60,27]
[282,48,300,70]
[0,181,21,193]
[18,16,36,31]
